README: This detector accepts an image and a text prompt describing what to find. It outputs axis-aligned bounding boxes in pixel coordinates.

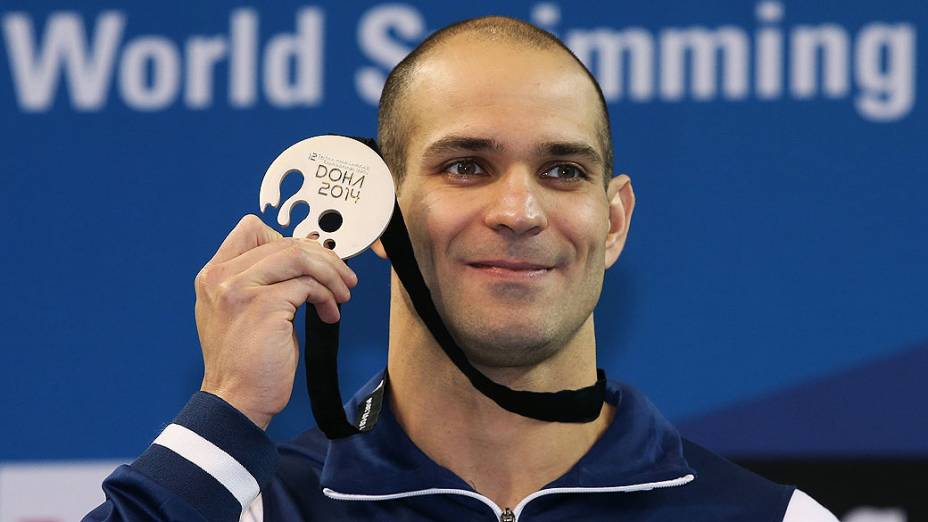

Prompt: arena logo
[0,2,918,121]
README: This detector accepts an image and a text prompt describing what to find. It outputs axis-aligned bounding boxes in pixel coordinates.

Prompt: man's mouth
[467,260,554,278]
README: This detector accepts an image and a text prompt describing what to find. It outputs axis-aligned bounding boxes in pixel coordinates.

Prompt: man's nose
[483,169,548,236]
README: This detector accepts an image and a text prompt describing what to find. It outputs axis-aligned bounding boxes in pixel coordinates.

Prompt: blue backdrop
[1,0,925,466]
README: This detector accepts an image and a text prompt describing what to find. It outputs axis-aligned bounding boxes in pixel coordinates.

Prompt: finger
[235,245,352,302]
[316,244,359,288]
[265,275,342,323]
[208,214,282,265]
[219,237,358,288]
[215,237,304,278]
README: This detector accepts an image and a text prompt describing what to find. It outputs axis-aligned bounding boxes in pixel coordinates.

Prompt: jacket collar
[319,370,695,496]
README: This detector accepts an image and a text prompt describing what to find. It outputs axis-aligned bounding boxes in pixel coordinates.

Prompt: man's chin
[454,324,559,369]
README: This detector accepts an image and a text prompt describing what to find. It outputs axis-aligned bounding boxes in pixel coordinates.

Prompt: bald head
[377,16,614,188]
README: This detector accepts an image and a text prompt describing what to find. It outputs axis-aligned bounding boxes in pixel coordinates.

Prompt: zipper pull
[500,508,515,522]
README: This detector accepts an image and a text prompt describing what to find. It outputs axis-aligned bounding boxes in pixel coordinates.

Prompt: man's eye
[541,164,587,181]
[444,159,485,177]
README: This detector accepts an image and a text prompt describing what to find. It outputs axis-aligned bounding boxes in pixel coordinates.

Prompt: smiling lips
[467,259,554,278]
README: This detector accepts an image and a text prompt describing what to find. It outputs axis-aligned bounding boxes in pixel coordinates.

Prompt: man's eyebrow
[421,136,603,167]
[536,141,603,166]
[422,136,505,157]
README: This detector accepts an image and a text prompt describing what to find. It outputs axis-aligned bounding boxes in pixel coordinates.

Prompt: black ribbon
[304,137,606,439]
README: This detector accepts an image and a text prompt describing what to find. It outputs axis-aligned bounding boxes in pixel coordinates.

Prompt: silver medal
[259,135,395,259]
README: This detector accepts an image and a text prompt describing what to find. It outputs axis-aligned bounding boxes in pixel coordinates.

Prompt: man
[86,16,836,522]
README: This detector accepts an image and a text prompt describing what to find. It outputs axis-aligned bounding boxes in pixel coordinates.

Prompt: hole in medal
[306,231,320,240]
[277,169,306,231]
[323,239,336,250]
[319,210,343,233]
[281,169,303,193]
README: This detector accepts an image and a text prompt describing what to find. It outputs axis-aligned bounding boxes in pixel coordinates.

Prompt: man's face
[397,37,619,368]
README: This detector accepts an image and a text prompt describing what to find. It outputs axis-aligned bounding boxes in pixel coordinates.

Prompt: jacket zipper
[324,473,694,521]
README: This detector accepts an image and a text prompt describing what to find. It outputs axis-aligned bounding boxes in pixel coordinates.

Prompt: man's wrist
[200,386,273,430]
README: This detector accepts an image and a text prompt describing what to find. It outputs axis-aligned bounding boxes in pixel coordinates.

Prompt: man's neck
[386,275,614,510]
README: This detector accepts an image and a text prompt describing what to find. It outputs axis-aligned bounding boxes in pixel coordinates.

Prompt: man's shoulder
[681,437,794,498]
[675,438,837,522]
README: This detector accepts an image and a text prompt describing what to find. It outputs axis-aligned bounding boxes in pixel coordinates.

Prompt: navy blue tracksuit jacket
[84,372,836,521]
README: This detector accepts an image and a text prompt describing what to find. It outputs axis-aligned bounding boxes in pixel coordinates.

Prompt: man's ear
[604,174,635,268]
[371,239,388,260]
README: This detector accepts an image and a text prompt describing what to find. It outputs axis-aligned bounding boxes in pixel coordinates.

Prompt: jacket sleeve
[82,392,278,522]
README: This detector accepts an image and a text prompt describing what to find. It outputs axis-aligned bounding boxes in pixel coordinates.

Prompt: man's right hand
[193,214,358,429]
